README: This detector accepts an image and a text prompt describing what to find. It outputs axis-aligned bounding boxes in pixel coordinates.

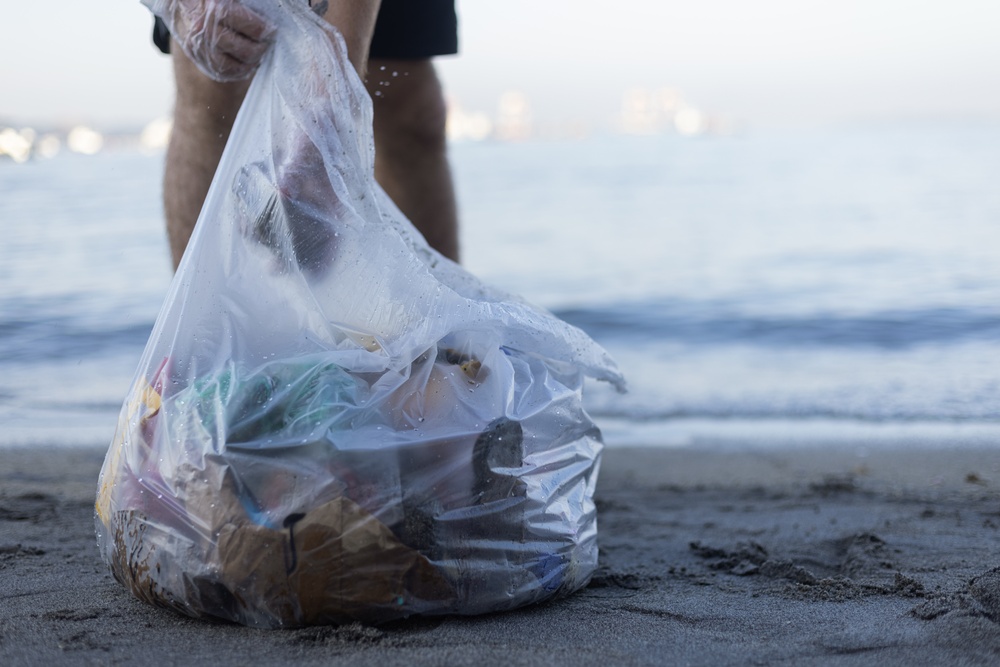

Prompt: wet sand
[2,444,1000,666]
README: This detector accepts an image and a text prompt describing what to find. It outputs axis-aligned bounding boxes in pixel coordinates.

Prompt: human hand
[144,0,276,81]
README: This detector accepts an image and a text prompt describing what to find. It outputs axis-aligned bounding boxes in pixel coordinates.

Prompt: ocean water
[2,121,999,449]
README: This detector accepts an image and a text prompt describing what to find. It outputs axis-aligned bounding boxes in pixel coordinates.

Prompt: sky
[2,0,999,130]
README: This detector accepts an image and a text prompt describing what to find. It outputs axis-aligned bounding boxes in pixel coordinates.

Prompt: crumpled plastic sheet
[142,0,277,81]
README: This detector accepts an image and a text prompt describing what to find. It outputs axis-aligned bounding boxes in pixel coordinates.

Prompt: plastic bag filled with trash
[96,0,624,628]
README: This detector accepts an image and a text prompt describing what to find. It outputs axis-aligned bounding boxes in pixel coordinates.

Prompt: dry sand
[2,444,1000,666]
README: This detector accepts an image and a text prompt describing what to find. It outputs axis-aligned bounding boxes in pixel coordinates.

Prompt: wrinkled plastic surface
[142,0,277,81]
[97,0,624,628]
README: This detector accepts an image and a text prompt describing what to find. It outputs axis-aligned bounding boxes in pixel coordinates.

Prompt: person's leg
[366,59,460,262]
[164,50,460,267]
[164,47,249,269]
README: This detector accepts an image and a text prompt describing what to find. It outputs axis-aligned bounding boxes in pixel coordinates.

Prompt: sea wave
[586,402,1000,424]
[0,314,153,363]
[4,299,999,364]
[556,301,1000,349]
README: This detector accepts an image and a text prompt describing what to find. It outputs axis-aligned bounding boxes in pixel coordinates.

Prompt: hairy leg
[366,59,460,262]
[163,3,380,269]
[164,48,459,267]
[164,47,249,269]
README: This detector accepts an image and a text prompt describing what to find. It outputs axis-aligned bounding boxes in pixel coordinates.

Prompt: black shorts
[153,0,458,59]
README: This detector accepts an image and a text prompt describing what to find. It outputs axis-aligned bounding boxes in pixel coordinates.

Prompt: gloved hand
[143,0,276,81]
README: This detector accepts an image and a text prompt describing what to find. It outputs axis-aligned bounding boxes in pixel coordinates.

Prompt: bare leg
[366,59,460,262]
[163,47,459,267]
[164,48,250,269]
[163,2,379,269]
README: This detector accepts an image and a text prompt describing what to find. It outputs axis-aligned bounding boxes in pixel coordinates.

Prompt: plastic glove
[142,0,276,81]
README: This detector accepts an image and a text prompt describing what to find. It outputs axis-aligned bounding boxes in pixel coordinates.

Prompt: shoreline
[3,443,1000,665]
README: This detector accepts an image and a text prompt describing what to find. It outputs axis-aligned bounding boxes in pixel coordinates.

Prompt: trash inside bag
[96,0,624,628]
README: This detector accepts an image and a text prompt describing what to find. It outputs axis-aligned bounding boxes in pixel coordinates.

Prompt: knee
[368,60,448,153]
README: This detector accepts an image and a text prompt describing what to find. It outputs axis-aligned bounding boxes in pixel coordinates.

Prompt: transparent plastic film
[97,0,623,628]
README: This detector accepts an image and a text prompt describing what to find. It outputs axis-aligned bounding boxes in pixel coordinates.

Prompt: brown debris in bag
[110,492,453,627]
[437,348,485,381]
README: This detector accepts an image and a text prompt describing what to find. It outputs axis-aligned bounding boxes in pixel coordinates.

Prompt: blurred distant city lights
[67,126,104,155]
[0,127,34,163]
[140,117,173,151]
[494,91,533,142]
[0,83,726,165]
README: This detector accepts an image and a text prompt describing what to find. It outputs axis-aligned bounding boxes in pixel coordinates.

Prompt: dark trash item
[97,0,623,628]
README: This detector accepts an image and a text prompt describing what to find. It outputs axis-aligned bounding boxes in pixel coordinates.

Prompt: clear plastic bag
[141,0,277,81]
[96,0,624,628]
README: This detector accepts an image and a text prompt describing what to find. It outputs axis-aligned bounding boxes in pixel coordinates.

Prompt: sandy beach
[2,443,1000,666]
